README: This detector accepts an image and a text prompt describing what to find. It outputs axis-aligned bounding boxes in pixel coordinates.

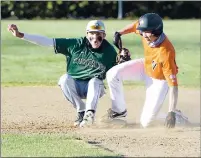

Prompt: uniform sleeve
[53,38,80,56]
[23,33,53,47]
[132,21,141,35]
[162,50,178,86]
[120,21,140,35]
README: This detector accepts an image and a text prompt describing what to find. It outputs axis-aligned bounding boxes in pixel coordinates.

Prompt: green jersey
[53,37,117,80]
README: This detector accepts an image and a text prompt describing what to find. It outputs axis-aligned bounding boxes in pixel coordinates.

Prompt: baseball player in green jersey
[8,20,130,127]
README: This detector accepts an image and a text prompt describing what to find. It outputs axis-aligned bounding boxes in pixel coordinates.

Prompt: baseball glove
[164,111,176,128]
[113,32,131,64]
[117,48,131,64]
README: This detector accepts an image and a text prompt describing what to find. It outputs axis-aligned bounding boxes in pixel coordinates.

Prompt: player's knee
[58,73,71,87]
[88,78,105,97]
[140,120,150,128]
[58,74,66,86]
[140,116,153,128]
[106,68,119,83]
[89,77,102,85]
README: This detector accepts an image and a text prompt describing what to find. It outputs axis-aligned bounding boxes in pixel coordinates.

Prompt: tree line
[1,1,201,19]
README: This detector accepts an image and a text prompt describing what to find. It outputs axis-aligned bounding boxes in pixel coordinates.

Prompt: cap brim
[87,30,105,32]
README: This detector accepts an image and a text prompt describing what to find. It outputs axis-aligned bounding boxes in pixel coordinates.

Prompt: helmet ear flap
[152,31,161,37]
[151,23,163,36]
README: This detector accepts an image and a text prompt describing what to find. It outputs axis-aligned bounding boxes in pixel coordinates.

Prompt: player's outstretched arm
[113,21,139,48]
[7,24,53,47]
[165,86,178,128]
[117,21,137,35]
[168,86,178,113]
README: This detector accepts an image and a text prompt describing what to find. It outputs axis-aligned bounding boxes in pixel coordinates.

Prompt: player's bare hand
[164,111,176,128]
[7,24,24,38]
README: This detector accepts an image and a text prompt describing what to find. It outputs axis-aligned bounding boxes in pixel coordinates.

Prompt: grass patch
[2,133,120,157]
[1,20,200,87]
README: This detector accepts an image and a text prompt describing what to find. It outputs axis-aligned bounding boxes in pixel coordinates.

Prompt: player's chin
[145,39,151,44]
[91,42,101,49]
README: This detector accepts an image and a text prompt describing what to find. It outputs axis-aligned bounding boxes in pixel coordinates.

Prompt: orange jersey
[131,21,178,86]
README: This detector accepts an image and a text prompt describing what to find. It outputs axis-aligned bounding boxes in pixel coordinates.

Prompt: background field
[2,20,200,87]
[2,20,200,157]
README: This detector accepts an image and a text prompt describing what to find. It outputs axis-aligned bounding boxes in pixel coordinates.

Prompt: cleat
[74,111,85,127]
[80,110,95,127]
[175,109,190,125]
[107,108,127,119]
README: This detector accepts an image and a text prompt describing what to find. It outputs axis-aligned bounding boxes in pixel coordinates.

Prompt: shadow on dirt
[87,141,126,157]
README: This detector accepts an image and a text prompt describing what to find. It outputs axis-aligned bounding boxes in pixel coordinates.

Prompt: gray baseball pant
[58,74,105,113]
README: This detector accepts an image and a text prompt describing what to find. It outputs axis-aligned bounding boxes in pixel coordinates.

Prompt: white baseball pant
[106,58,169,128]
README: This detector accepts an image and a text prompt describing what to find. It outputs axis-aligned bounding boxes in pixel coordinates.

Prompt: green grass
[2,133,119,157]
[1,19,200,157]
[1,20,200,87]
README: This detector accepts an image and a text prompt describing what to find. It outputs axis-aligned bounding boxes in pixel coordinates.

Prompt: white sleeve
[22,33,54,47]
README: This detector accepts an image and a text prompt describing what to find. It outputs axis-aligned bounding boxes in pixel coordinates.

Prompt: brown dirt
[2,86,200,157]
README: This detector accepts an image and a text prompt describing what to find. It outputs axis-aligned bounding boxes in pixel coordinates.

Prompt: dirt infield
[2,86,200,157]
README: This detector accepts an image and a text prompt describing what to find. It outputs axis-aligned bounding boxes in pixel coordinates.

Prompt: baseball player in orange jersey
[106,13,189,128]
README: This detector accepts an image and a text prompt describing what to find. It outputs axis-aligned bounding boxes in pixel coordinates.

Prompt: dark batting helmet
[137,13,163,36]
